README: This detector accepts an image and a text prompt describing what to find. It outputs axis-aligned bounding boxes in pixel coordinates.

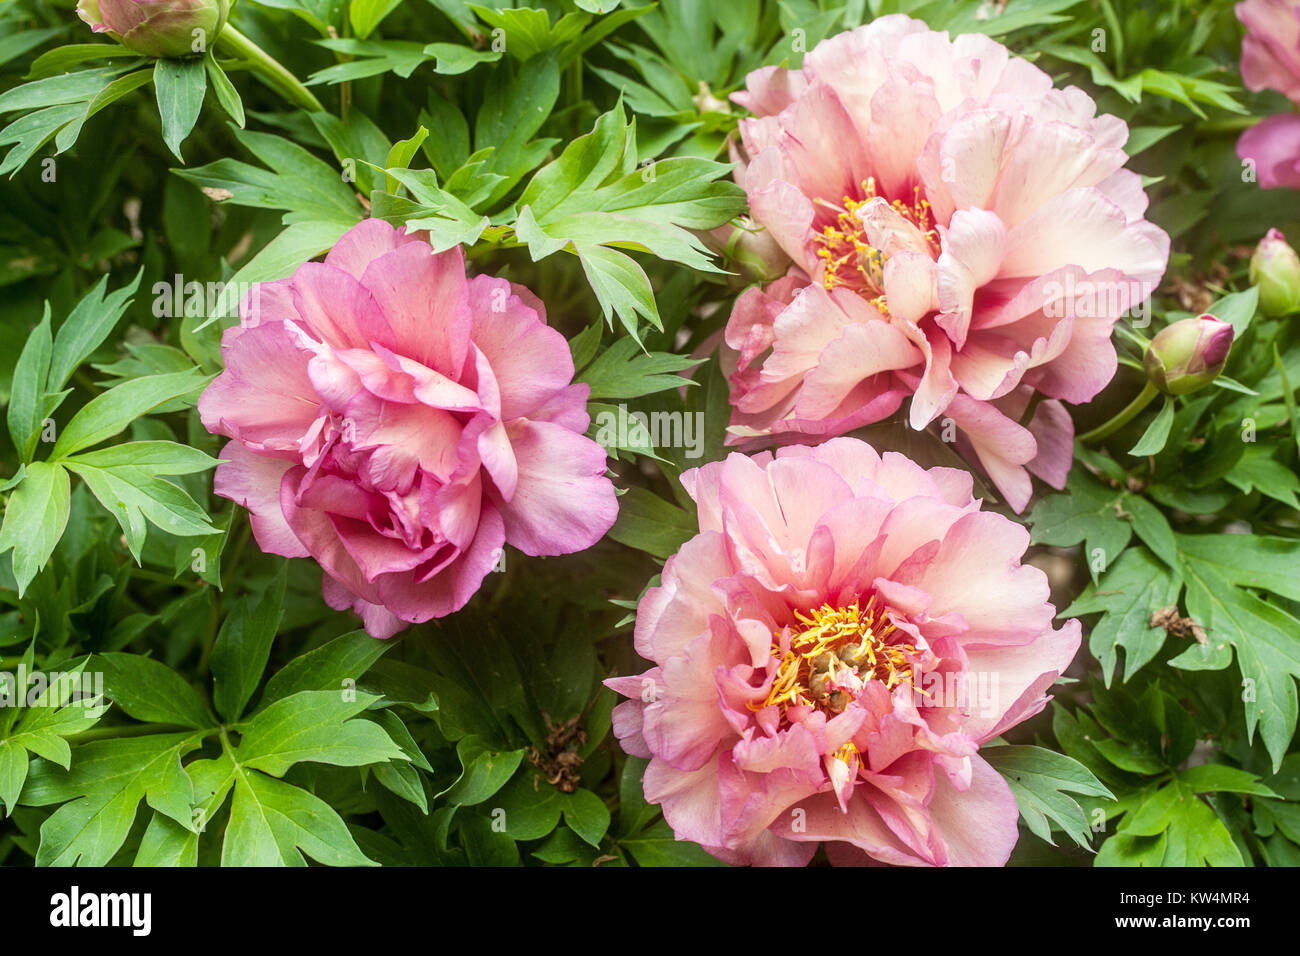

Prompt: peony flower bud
[76,0,229,59]
[703,217,790,284]
[1250,228,1300,317]
[1143,315,1235,395]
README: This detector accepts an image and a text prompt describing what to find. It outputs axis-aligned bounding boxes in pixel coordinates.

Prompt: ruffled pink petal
[198,322,320,453]
[359,241,472,379]
[1238,113,1300,190]
[491,420,617,557]
[466,274,575,421]
[211,441,308,559]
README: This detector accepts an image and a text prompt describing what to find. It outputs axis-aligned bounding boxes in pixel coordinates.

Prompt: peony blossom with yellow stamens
[722,15,1169,512]
[606,438,1081,866]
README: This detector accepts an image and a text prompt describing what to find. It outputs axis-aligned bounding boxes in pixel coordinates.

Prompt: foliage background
[0,0,1298,866]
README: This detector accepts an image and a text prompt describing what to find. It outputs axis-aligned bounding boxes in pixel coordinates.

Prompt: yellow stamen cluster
[751,597,915,713]
[811,177,940,312]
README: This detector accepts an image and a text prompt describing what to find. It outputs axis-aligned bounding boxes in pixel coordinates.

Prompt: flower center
[752,597,916,768]
[812,177,939,313]
[752,597,916,713]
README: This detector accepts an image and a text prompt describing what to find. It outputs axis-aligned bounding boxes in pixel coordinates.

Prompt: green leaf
[0,103,82,178]
[308,38,430,84]
[1176,559,1300,771]
[577,336,701,400]
[607,486,696,559]
[438,736,526,806]
[211,564,287,722]
[175,127,362,228]
[24,44,140,79]
[47,270,143,393]
[1128,396,1175,456]
[1123,124,1180,156]
[423,42,502,75]
[135,812,199,866]
[616,756,657,836]
[52,68,155,156]
[1173,534,1300,602]
[618,818,727,866]
[5,29,80,72]
[383,124,428,194]
[350,0,405,38]
[7,303,53,462]
[984,745,1113,849]
[469,5,584,62]
[371,758,427,811]
[64,442,220,560]
[154,58,207,162]
[223,758,376,866]
[1224,444,1300,509]
[457,808,522,865]
[1207,285,1259,336]
[0,66,128,113]
[96,653,213,729]
[1102,779,1245,866]
[204,52,244,128]
[1027,469,1130,582]
[65,440,217,474]
[258,629,391,706]
[373,169,489,251]
[22,732,203,866]
[50,368,208,459]
[562,787,610,847]
[0,461,71,596]
[235,690,405,777]
[2,675,105,801]
[1176,764,1278,797]
[493,768,565,840]
[571,242,661,336]
[0,741,28,817]
[1063,548,1182,684]
[1121,494,1178,568]
[513,102,741,336]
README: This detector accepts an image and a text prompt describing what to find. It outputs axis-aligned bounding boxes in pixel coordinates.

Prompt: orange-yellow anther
[810,178,940,312]
[750,597,915,717]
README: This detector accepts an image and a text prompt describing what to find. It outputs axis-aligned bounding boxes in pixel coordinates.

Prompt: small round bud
[76,0,230,59]
[1250,228,1300,317]
[702,217,791,285]
[1143,314,1235,396]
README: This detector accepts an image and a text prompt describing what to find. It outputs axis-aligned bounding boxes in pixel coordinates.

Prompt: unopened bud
[703,217,790,284]
[1250,228,1300,317]
[76,0,229,59]
[693,82,731,116]
[1144,314,1235,395]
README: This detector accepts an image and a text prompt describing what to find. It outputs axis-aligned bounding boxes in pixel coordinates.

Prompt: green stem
[215,25,324,113]
[1199,116,1262,136]
[1114,323,1152,353]
[1078,381,1160,444]
[67,723,208,745]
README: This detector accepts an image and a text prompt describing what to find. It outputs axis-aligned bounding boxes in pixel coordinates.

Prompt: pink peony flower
[722,15,1169,511]
[1235,0,1300,188]
[199,219,618,638]
[606,438,1080,866]
[1238,0,1300,102]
